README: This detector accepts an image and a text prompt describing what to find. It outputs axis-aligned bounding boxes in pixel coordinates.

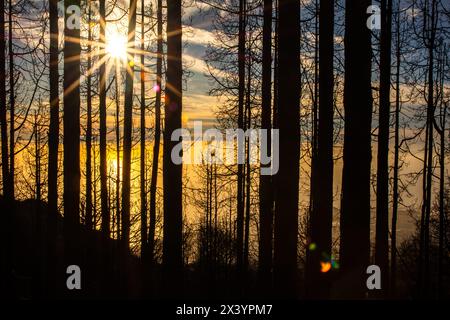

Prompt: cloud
[186,27,216,46]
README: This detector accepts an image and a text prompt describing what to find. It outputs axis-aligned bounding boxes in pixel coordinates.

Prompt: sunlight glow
[106,33,128,60]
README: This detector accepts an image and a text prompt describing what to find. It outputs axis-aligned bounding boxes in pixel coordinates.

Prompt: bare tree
[375,0,392,297]
[236,0,246,273]
[273,0,300,298]
[258,0,273,293]
[149,0,163,264]
[63,0,82,280]
[306,0,334,299]
[99,0,109,239]
[46,0,59,298]
[163,0,183,294]
[339,0,372,299]
[122,0,138,258]
[85,3,93,231]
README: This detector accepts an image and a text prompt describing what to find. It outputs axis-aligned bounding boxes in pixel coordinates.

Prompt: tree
[258,0,273,292]
[434,45,447,299]
[47,0,59,297]
[339,0,372,299]
[8,0,15,198]
[236,0,246,273]
[122,0,138,254]
[85,3,93,231]
[99,0,109,240]
[63,0,82,284]
[418,0,438,298]
[273,0,300,298]
[0,0,9,199]
[140,0,148,261]
[149,0,163,264]
[163,0,183,295]
[375,0,392,297]
[390,0,402,295]
[306,0,334,299]
[0,0,12,297]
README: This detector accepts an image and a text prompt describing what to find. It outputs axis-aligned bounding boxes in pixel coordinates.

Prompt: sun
[106,33,128,60]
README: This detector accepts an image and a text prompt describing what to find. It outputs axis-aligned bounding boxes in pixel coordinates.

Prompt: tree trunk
[339,0,372,299]
[148,0,163,265]
[63,0,82,290]
[306,0,334,299]
[8,0,15,198]
[375,0,392,298]
[0,0,9,198]
[115,68,121,241]
[437,102,446,299]
[140,0,148,261]
[47,0,59,298]
[0,0,13,298]
[273,0,300,298]
[122,0,138,254]
[163,0,183,295]
[419,0,436,298]
[236,0,246,273]
[391,2,401,296]
[243,34,251,273]
[85,6,93,231]
[258,0,273,294]
[99,0,109,239]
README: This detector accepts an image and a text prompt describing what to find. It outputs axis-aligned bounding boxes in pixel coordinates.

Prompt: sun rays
[106,32,128,61]
[58,0,185,107]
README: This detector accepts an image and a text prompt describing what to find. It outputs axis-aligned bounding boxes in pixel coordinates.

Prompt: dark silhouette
[306,0,334,300]
[391,0,403,295]
[99,0,109,239]
[47,0,59,298]
[274,0,300,298]
[375,0,392,298]
[148,0,163,265]
[140,0,148,262]
[163,0,183,296]
[258,0,274,294]
[236,0,246,274]
[339,0,372,299]
[122,0,138,253]
[63,0,82,294]
[8,0,15,198]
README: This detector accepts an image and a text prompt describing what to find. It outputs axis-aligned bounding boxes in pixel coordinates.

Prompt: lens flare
[320,261,332,273]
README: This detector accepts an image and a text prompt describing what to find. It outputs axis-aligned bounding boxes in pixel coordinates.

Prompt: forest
[0,0,449,300]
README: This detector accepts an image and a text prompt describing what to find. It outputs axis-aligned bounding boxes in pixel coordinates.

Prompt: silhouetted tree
[236,0,246,273]
[122,0,138,254]
[258,0,273,293]
[63,0,82,289]
[418,0,438,297]
[339,0,372,299]
[46,0,59,298]
[163,0,183,295]
[306,0,334,299]
[99,0,109,239]
[140,0,148,261]
[9,0,15,198]
[375,0,392,298]
[85,4,93,231]
[273,0,300,298]
[0,0,9,199]
[391,0,402,295]
[149,0,163,264]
